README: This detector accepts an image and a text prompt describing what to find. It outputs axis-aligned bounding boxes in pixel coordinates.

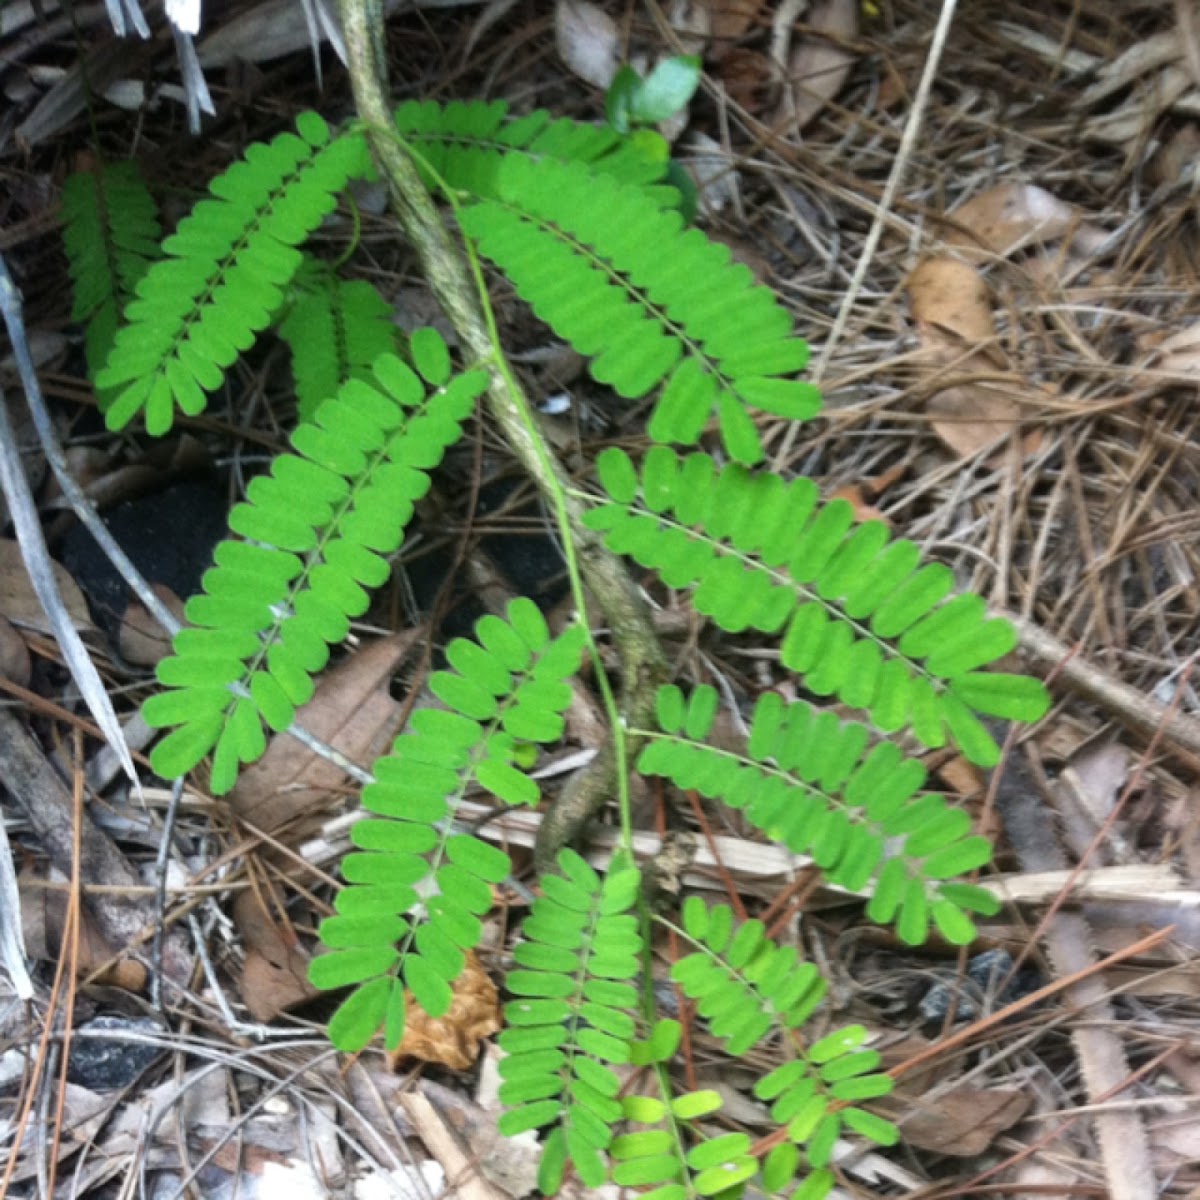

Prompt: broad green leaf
[404,953,454,1016]
[446,834,511,882]
[949,671,1051,720]
[842,1107,900,1146]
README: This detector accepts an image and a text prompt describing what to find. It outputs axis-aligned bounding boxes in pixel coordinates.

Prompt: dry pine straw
[1,0,1199,1197]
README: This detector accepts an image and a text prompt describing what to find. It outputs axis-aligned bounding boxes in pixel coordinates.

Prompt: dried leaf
[907,258,1037,459]
[235,890,319,1021]
[0,538,92,635]
[1150,124,1200,186]
[118,583,183,667]
[908,257,997,347]
[925,385,1025,460]
[718,47,775,114]
[389,951,501,1071]
[827,483,888,525]
[709,0,761,46]
[555,0,620,89]
[779,0,858,131]
[230,631,419,836]
[0,616,31,686]
[898,1086,1031,1156]
[947,182,1108,259]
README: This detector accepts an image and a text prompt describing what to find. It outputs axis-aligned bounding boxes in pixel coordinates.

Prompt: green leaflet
[97,113,370,434]
[586,446,1051,762]
[144,342,487,792]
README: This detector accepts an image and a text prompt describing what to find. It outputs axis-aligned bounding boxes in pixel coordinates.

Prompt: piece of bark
[0,709,191,984]
[994,733,1156,1200]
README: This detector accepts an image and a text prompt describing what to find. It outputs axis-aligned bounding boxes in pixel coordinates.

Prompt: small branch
[1013,615,1200,767]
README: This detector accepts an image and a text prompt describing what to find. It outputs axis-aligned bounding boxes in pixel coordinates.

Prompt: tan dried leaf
[908,257,997,346]
[118,583,184,667]
[235,889,319,1021]
[718,47,776,114]
[899,1085,1031,1156]
[708,0,762,48]
[925,385,1025,460]
[780,0,858,131]
[0,616,31,686]
[555,0,620,89]
[389,951,502,1071]
[230,631,418,836]
[827,483,888,525]
[947,182,1107,260]
[906,258,1041,459]
[0,538,92,635]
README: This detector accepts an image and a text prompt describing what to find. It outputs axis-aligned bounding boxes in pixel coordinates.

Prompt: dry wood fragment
[1013,616,1200,768]
[994,740,1157,1200]
[0,708,192,984]
[396,1090,508,1200]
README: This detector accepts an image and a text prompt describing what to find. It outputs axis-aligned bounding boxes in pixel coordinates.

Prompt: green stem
[336,0,666,859]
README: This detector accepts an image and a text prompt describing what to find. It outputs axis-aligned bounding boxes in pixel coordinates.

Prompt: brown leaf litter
[2,3,1200,1199]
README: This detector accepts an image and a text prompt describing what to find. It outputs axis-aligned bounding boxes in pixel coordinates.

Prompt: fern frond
[96,112,369,434]
[642,686,1002,944]
[61,160,161,380]
[672,898,897,1190]
[498,848,644,1193]
[309,606,587,1056]
[585,446,1050,764]
[394,98,672,199]
[278,260,400,423]
[143,342,486,792]
[457,156,820,465]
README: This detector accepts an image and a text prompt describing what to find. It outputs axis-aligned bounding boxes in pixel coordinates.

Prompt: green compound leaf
[497,850,643,1192]
[61,160,162,385]
[668,900,894,1179]
[99,114,370,433]
[278,262,400,423]
[307,608,586,1054]
[641,687,994,943]
[587,446,1050,761]
[457,154,819,465]
[145,347,486,792]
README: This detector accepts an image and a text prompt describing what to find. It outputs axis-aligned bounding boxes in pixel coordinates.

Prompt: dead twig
[1013,615,1200,767]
